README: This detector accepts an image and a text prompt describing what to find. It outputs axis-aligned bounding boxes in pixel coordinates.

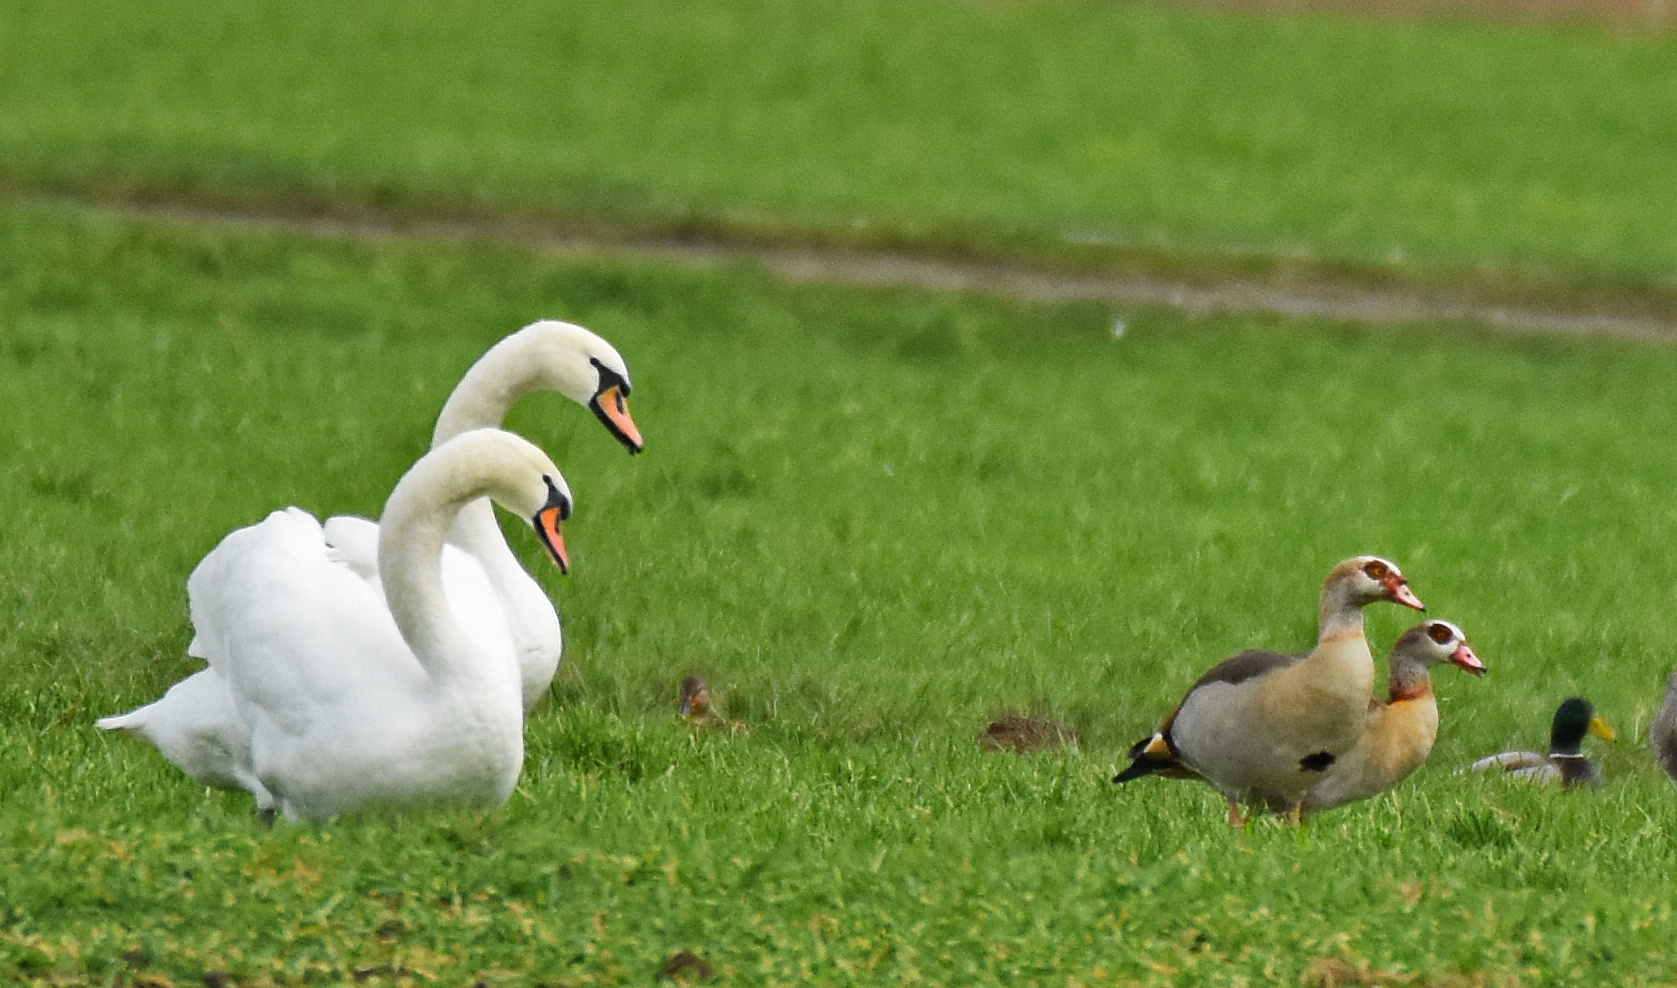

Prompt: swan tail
[95,711,139,731]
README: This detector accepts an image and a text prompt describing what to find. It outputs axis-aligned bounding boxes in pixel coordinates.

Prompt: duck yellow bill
[1589,715,1617,742]
[534,506,570,575]
[592,385,644,454]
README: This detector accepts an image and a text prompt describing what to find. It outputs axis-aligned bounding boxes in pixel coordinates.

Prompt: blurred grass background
[3,0,1677,297]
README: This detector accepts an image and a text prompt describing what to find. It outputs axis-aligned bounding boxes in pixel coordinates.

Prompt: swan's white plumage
[98,320,637,813]
[96,665,266,801]
[141,429,567,822]
[194,509,519,820]
[101,511,514,815]
[318,515,514,661]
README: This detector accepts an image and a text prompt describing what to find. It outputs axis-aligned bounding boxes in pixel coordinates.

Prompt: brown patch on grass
[656,950,715,983]
[1303,958,1411,987]
[979,714,1080,753]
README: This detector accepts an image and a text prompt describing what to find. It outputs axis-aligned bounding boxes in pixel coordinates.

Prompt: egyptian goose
[1297,620,1485,815]
[1465,697,1617,787]
[1653,672,1677,784]
[1112,556,1425,824]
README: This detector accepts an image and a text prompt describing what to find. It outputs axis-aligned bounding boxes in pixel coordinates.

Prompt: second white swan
[175,428,573,822]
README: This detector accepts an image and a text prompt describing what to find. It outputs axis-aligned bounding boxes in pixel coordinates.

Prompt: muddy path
[70,193,1677,343]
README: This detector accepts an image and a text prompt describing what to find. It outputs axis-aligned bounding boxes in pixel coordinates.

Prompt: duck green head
[1549,697,1616,756]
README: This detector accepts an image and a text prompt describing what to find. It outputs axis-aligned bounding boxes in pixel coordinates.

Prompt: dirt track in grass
[108,195,1677,343]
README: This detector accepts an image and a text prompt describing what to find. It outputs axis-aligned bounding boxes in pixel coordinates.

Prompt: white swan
[325,319,641,709]
[99,321,639,806]
[172,428,571,822]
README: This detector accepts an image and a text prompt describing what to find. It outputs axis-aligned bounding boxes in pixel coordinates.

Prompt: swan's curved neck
[377,453,512,691]
[430,323,607,446]
[432,338,535,447]
[431,336,545,578]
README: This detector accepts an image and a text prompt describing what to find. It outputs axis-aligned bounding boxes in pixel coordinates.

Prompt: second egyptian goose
[1652,672,1677,784]
[1297,620,1485,815]
[1465,697,1617,788]
[1113,556,1425,824]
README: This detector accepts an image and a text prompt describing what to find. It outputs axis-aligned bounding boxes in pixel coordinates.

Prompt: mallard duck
[1465,697,1617,787]
[1650,671,1677,784]
[1113,556,1425,824]
[1297,620,1485,815]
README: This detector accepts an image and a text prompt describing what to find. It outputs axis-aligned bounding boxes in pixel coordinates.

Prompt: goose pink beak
[1451,643,1486,676]
[1387,578,1425,612]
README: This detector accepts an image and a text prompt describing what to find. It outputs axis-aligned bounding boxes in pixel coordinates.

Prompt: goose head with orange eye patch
[1361,557,1425,612]
[1421,619,1487,676]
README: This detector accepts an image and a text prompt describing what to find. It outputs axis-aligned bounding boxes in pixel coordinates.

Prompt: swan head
[404,428,577,576]
[432,320,645,455]
[523,320,643,454]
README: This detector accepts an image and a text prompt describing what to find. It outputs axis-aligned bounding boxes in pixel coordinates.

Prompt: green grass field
[4,0,1677,301]
[4,0,1677,984]
[5,202,1677,985]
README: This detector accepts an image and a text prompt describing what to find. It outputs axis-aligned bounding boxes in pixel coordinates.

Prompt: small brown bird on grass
[679,674,745,735]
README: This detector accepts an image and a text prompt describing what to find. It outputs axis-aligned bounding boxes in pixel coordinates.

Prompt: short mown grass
[3,201,1677,985]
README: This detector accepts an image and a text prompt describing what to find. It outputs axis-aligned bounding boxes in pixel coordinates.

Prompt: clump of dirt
[980,714,1081,754]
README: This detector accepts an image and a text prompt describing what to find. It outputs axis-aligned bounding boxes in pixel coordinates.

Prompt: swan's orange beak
[535,506,569,575]
[591,385,643,454]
